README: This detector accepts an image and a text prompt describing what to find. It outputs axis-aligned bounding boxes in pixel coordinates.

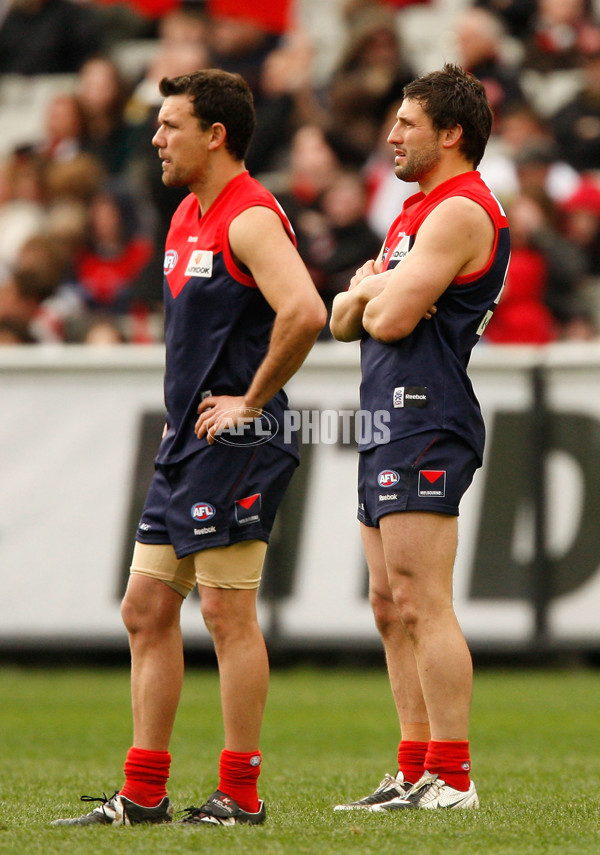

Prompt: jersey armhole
[221,204,296,289]
[453,205,499,286]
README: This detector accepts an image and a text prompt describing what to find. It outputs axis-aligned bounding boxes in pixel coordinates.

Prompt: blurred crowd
[2,0,600,345]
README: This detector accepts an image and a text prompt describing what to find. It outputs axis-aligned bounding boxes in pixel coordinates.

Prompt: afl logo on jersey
[163,249,178,274]
[378,470,400,487]
[190,502,215,522]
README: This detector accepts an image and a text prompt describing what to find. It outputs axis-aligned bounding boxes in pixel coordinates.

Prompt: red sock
[425,740,471,791]
[119,747,171,807]
[218,749,262,813]
[397,740,428,784]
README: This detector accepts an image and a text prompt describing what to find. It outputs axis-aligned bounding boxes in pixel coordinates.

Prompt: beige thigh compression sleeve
[130,539,267,595]
[194,540,267,590]
[130,542,196,598]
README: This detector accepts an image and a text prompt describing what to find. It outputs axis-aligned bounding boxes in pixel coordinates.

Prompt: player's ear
[208,122,227,150]
[443,123,463,149]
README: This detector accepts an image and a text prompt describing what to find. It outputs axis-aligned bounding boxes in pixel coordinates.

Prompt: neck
[191,160,246,214]
[419,161,475,195]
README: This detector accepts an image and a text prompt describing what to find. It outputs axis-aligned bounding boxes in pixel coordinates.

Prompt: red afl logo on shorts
[190,502,215,521]
[378,470,400,487]
[163,249,178,274]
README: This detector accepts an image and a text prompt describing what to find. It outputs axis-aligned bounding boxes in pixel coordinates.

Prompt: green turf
[0,664,599,854]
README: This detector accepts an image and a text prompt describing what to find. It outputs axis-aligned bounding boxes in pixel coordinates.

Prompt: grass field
[1,663,599,854]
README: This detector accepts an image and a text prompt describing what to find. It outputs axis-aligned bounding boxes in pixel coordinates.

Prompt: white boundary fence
[2,341,600,653]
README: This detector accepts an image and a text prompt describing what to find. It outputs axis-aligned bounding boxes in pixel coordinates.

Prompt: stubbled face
[152,95,210,190]
[387,98,443,184]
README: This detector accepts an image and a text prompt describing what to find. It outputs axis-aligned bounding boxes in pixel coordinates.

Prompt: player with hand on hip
[52,69,326,829]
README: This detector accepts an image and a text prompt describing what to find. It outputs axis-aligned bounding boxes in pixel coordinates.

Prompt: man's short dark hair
[403,63,493,168]
[159,68,256,163]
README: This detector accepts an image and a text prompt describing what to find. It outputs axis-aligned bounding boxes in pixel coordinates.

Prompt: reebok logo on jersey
[418,470,446,497]
[185,249,213,278]
[194,526,216,535]
[393,386,428,408]
[235,493,261,526]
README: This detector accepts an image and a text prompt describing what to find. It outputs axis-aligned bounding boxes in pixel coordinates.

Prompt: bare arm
[330,240,440,343]
[196,205,327,443]
[362,196,495,342]
[329,258,387,342]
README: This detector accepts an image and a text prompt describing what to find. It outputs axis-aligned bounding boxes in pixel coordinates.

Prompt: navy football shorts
[358,429,480,526]
[136,441,297,558]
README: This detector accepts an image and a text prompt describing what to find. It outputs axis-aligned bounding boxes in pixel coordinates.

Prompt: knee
[389,581,421,638]
[200,591,230,641]
[121,588,143,635]
[121,580,181,637]
[370,583,422,645]
[200,589,257,646]
[370,588,400,638]
[369,568,420,637]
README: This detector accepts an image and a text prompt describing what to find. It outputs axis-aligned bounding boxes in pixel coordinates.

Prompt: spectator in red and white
[521,0,600,73]
[73,181,154,315]
[479,101,582,206]
[37,92,85,166]
[485,191,558,344]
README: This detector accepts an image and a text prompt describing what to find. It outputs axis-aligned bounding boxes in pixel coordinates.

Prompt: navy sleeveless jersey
[359,171,510,462]
[156,170,299,464]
